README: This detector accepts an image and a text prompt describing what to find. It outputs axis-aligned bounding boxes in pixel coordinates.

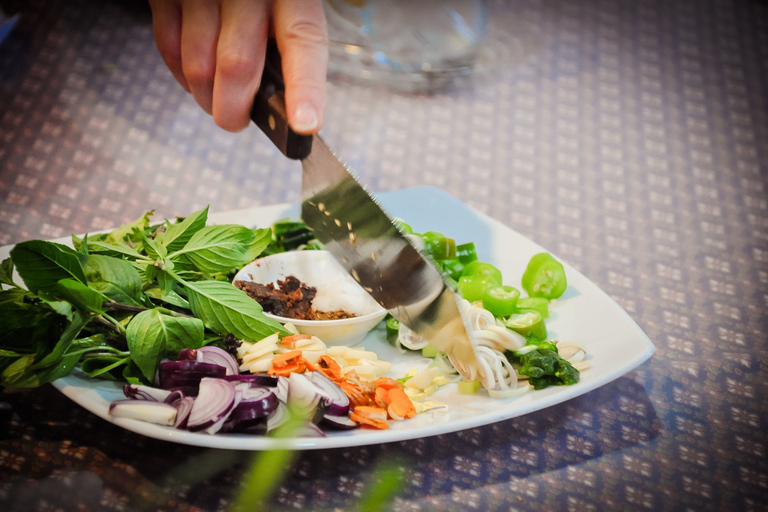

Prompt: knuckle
[283,18,329,48]
[216,50,254,80]
[183,60,215,86]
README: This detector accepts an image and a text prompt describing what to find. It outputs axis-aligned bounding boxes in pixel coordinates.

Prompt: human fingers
[148,0,189,92]
[212,0,270,132]
[272,0,328,134]
[180,0,220,114]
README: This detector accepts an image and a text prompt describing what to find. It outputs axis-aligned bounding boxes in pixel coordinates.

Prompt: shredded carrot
[280,334,312,348]
[349,406,390,429]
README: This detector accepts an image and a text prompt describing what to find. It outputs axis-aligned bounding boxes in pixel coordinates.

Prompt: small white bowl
[233,250,388,346]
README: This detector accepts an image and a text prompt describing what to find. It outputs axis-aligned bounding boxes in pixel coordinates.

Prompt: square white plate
[2,187,654,450]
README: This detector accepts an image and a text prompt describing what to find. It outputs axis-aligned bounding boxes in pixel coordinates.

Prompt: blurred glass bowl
[233,251,388,347]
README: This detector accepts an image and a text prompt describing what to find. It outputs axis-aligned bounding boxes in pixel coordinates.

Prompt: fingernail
[292,102,318,132]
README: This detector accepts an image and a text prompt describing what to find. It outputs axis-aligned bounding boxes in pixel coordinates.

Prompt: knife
[250,41,482,382]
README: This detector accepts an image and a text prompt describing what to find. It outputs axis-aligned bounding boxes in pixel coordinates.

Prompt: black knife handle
[250,39,312,160]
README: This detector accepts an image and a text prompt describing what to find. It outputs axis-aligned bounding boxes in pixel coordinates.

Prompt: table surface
[1,0,767,510]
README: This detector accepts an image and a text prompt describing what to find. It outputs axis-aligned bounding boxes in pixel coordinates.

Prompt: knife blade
[250,40,482,381]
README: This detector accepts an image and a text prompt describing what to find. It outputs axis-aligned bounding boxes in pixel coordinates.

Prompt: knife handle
[250,39,312,160]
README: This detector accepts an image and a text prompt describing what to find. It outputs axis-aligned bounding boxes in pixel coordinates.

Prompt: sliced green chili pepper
[393,218,413,235]
[386,316,401,344]
[521,253,567,299]
[482,285,520,317]
[421,345,438,358]
[456,242,478,264]
[439,258,465,280]
[516,297,550,319]
[461,261,503,284]
[458,274,497,302]
[425,237,456,260]
[503,311,547,340]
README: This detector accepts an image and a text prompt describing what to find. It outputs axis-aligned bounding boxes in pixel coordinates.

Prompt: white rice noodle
[472,325,526,352]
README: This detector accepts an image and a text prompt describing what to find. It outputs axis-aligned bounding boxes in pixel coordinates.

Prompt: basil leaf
[30,310,89,369]
[10,240,87,294]
[184,280,288,341]
[77,234,90,255]
[55,279,106,314]
[122,360,145,384]
[145,286,191,309]
[0,301,61,355]
[40,299,75,321]
[126,310,165,381]
[155,206,209,252]
[143,235,167,260]
[248,228,273,260]
[0,257,15,286]
[0,288,27,304]
[126,309,205,381]
[169,225,263,273]
[82,239,144,260]
[105,210,154,245]
[83,254,144,306]
[1,351,82,388]
[162,315,205,355]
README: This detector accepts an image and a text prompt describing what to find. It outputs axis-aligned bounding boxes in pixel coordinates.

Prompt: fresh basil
[10,240,87,295]
[169,225,268,274]
[185,280,289,341]
[126,309,205,381]
[0,257,15,286]
[84,254,145,306]
[155,205,209,252]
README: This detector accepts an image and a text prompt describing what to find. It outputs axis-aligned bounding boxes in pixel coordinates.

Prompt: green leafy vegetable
[509,337,579,390]
[1,204,281,390]
[10,240,87,294]
[183,279,289,341]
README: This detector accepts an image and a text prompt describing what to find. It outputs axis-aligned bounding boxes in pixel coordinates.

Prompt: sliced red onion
[309,371,350,416]
[320,413,359,430]
[229,388,280,422]
[274,376,289,403]
[163,390,185,404]
[197,346,239,375]
[223,373,278,387]
[221,415,268,435]
[109,400,177,426]
[266,402,289,432]
[123,384,172,402]
[158,360,227,395]
[177,348,199,361]
[187,378,237,433]
[287,373,323,417]
[203,387,242,435]
[174,396,195,429]
[293,422,326,437]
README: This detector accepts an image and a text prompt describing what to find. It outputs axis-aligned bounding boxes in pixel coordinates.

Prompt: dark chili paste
[235,275,356,321]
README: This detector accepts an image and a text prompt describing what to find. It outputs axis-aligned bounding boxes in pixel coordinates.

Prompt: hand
[148,0,328,134]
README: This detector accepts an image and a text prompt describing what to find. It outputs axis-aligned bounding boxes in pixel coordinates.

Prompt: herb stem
[104,301,148,313]
[101,312,127,335]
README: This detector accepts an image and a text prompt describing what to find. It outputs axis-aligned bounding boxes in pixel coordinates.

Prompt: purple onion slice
[123,384,172,402]
[158,360,227,394]
[187,378,237,433]
[320,413,359,431]
[109,399,177,426]
[197,346,239,375]
[223,373,278,387]
[174,396,195,429]
[309,371,350,417]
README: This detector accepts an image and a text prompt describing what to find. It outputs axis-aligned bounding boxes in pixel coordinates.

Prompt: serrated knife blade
[250,40,481,379]
[300,136,480,376]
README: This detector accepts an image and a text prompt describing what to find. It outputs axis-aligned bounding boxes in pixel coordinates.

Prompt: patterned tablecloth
[1,0,767,510]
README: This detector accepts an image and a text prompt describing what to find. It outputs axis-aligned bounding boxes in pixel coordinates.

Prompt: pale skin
[148,0,328,134]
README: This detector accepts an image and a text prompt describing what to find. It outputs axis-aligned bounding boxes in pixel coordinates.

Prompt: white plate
[2,187,654,450]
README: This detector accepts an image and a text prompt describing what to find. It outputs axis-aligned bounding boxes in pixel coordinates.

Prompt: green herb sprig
[0,206,289,389]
